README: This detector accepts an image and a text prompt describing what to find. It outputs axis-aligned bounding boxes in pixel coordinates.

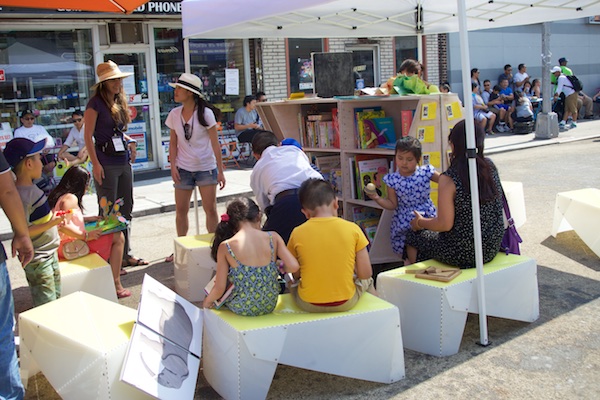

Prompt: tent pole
[457,0,489,346]
[184,37,191,74]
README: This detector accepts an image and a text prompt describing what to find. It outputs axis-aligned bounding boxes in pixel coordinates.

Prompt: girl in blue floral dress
[203,197,299,316]
[365,137,439,263]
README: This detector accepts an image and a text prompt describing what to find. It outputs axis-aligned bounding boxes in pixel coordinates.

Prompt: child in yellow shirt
[287,178,375,312]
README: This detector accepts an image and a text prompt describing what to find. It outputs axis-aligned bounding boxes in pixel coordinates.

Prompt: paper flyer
[445,101,463,121]
[422,151,441,169]
[416,126,435,143]
[421,102,437,120]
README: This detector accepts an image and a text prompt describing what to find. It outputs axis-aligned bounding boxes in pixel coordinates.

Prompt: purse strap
[500,186,515,228]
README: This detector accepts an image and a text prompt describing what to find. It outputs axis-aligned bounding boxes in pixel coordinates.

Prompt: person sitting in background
[531,78,542,98]
[498,64,514,88]
[234,95,263,144]
[522,81,533,98]
[405,120,504,268]
[513,63,530,91]
[256,91,267,102]
[14,109,55,149]
[509,90,534,128]
[472,82,496,134]
[58,110,88,165]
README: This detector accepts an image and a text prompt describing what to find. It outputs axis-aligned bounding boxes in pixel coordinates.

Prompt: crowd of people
[467,58,597,134]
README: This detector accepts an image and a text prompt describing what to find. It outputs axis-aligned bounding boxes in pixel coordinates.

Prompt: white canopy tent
[181,0,600,346]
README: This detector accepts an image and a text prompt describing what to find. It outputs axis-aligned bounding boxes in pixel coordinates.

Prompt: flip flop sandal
[124,257,149,267]
[117,288,131,299]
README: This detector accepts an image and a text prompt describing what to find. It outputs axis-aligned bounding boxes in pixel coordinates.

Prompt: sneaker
[570,121,577,129]
[497,124,507,133]
[559,121,566,130]
[566,116,573,124]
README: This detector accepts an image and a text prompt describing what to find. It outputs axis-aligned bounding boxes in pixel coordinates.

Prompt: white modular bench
[19,292,149,399]
[202,293,405,400]
[59,253,117,302]
[173,234,216,302]
[552,188,600,258]
[377,253,539,357]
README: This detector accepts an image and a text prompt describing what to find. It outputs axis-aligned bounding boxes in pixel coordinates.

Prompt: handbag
[500,189,523,255]
[62,239,90,260]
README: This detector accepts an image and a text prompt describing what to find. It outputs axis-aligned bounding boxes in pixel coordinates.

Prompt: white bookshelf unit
[257,94,464,264]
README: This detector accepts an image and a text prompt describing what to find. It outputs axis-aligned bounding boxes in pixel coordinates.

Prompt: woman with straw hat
[164,73,225,263]
[84,60,148,269]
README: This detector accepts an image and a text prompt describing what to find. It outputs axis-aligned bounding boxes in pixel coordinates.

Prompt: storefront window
[288,38,323,94]
[189,38,246,129]
[0,29,95,147]
[154,28,185,138]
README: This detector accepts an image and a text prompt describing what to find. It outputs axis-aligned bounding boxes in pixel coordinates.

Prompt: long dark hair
[448,120,497,203]
[210,197,261,261]
[194,94,222,127]
[47,166,90,211]
[93,81,131,131]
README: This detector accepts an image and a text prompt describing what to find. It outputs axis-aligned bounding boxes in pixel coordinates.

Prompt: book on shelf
[203,275,235,309]
[315,155,343,197]
[354,107,385,149]
[362,116,397,149]
[331,108,341,148]
[348,156,358,200]
[355,155,390,200]
[303,112,335,149]
[401,110,414,137]
[352,206,382,247]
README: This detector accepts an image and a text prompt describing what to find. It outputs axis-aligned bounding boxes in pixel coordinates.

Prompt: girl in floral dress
[203,197,298,316]
[365,137,439,263]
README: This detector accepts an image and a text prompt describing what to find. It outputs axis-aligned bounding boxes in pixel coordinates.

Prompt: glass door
[350,46,380,88]
[101,50,156,170]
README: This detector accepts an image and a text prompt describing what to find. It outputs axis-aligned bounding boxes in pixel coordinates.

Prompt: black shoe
[583,115,595,120]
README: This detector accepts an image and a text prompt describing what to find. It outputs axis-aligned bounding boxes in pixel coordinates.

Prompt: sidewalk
[1,118,599,240]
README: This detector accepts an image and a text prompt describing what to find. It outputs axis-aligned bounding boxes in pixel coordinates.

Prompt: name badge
[112,136,125,152]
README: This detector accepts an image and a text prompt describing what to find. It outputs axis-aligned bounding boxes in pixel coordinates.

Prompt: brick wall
[425,35,440,85]
[262,38,288,100]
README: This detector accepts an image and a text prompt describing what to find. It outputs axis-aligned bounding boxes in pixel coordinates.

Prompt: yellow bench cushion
[174,233,214,249]
[381,253,531,287]
[59,253,109,275]
[208,293,395,331]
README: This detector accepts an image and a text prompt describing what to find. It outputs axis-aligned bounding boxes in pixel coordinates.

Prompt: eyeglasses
[73,118,82,123]
[183,123,192,140]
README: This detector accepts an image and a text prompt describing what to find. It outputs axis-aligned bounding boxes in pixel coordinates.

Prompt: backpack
[566,75,583,92]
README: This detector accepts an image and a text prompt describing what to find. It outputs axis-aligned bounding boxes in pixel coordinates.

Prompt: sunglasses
[183,123,192,140]
[73,118,82,123]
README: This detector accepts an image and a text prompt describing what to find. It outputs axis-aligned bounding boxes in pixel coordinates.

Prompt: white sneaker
[559,121,567,130]
[570,121,577,129]
[498,124,507,133]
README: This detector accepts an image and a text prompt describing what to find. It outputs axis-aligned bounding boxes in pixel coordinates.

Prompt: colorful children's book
[401,110,413,137]
[84,217,128,235]
[355,107,385,149]
[358,158,389,200]
[203,276,235,309]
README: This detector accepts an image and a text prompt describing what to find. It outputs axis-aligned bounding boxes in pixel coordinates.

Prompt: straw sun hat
[169,73,203,97]
[94,60,133,86]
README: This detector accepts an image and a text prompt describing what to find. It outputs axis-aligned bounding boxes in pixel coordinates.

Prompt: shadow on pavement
[540,232,600,271]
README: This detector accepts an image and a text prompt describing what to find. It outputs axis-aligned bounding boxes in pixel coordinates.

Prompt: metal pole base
[535,112,560,139]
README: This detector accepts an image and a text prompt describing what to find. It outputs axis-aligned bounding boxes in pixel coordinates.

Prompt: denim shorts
[174,168,218,190]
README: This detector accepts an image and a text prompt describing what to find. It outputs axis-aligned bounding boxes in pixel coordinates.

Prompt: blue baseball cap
[281,138,303,150]
[3,137,47,168]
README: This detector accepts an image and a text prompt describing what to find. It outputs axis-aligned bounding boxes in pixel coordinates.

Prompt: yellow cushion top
[379,253,531,288]
[174,234,214,249]
[59,253,109,274]
[208,293,395,331]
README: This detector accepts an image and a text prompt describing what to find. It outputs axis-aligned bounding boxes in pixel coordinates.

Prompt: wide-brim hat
[169,73,203,97]
[3,137,47,169]
[94,60,133,85]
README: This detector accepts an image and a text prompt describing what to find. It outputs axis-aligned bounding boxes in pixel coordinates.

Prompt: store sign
[0,69,5,82]
[134,1,181,14]
[127,122,148,163]
[0,0,182,14]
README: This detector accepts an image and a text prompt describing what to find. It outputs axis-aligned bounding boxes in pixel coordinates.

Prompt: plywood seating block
[59,253,117,302]
[501,181,526,229]
[19,292,150,399]
[174,234,216,302]
[377,253,539,357]
[202,293,405,400]
[551,188,600,257]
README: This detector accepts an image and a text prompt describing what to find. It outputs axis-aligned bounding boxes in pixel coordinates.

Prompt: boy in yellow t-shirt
[287,178,375,312]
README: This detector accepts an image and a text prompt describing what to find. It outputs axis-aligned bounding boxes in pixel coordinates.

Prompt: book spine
[401,110,413,137]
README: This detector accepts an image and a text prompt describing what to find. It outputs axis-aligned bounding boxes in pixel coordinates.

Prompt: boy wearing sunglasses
[58,110,88,165]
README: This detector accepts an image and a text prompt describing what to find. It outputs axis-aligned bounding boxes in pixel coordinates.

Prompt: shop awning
[0,0,147,14]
